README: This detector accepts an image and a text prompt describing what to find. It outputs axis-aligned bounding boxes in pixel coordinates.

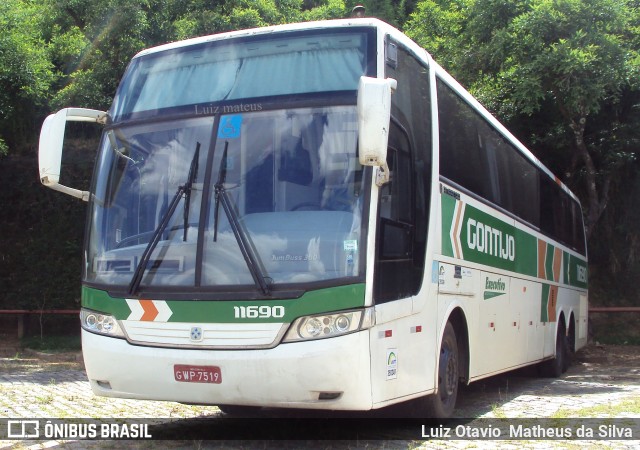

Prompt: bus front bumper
[81,329,373,410]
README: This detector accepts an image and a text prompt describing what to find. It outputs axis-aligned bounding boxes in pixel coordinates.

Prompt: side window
[438,83,491,199]
[504,146,540,227]
[375,123,416,303]
[438,79,542,228]
[540,178,585,253]
[379,147,412,226]
[571,200,586,255]
[374,38,432,303]
[437,78,586,255]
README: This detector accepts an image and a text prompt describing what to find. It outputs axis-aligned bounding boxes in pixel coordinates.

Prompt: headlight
[283,308,375,343]
[80,308,125,338]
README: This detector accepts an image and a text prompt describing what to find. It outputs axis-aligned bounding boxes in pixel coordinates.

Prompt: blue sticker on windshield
[218,115,243,139]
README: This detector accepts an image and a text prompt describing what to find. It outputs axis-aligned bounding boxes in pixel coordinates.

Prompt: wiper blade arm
[128,183,185,296]
[214,143,271,296]
[128,144,200,296]
[212,141,228,243]
[183,142,200,241]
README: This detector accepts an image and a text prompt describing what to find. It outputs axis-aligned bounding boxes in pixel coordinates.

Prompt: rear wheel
[563,319,575,373]
[425,322,459,419]
[541,322,569,378]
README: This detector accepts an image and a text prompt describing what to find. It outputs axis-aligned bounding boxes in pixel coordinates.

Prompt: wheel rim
[445,348,457,396]
[439,341,458,401]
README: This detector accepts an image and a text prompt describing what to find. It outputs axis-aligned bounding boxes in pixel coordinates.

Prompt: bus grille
[121,321,287,349]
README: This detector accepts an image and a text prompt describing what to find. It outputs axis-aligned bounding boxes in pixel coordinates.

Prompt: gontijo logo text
[446,197,518,266]
[467,218,515,262]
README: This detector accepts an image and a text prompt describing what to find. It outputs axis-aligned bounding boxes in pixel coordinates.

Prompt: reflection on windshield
[88,117,213,288]
[86,107,366,293]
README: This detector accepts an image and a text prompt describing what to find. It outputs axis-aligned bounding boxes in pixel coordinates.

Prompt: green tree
[404,0,469,69]
[406,0,639,240]
[45,0,157,110]
[173,0,348,38]
[0,0,54,155]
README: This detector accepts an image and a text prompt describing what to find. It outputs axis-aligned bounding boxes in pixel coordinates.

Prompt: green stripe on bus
[81,283,366,322]
[456,202,538,274]
[545,244,555,281]
[81,287,132,319]
[441,193,586,289]
[540,284,549,322]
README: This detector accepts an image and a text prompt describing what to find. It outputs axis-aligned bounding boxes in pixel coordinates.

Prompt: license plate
[174,364,222,384]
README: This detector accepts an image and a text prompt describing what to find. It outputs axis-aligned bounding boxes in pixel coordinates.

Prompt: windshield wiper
[214,142,271,296]
[183,142,200,241]
[128,143,200,296]
[212,142,226,243]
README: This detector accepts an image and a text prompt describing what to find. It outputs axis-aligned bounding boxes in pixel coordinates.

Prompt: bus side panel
[556,285,588,352]
[578,292,588,348]
[476,271,511,374]
[510,277,545,364]
[369,296,438,407]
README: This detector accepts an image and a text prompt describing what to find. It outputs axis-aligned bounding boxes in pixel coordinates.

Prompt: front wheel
[425,322,459,419]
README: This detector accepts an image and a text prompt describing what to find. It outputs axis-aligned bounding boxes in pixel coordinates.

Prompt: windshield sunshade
[112,31,369,121]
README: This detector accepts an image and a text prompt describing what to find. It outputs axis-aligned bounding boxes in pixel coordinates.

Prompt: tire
[563,320,575,373]
[541,323,568,378]
[425,322,459,419]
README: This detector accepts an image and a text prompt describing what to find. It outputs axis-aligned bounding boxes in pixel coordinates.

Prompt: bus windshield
[86,106,366,294]
[111,30,369,121]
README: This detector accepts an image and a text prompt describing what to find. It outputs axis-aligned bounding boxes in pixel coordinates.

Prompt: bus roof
[133,18,392,58]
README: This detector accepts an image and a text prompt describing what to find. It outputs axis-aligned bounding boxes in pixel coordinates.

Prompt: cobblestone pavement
[0,345,638,449]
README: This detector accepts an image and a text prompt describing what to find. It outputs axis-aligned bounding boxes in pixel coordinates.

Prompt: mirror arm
[375,162,390,187]
[45,182,90,201]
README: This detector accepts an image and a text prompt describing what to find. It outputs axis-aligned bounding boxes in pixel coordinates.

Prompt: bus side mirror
[357,76,396,186]
[357,76,396,168]
[39,108,107,201]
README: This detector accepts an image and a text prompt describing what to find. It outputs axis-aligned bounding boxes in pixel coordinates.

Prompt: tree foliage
[0,0,54,155]
[407,0,639,240]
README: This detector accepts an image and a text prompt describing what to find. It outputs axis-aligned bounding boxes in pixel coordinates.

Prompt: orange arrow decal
[139,299,159,321]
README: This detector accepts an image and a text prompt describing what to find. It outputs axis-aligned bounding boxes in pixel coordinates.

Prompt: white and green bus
[38,18,588,418]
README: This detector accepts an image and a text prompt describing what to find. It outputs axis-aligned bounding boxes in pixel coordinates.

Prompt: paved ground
[0,344,638,449]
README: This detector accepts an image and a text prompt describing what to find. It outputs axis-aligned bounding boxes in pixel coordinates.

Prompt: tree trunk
[568,115,609,241]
